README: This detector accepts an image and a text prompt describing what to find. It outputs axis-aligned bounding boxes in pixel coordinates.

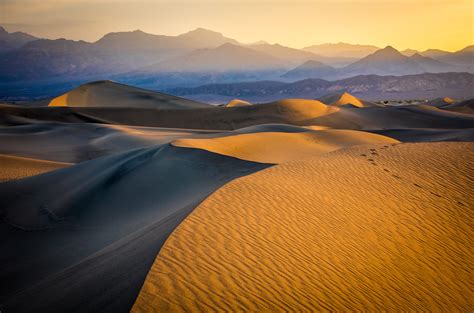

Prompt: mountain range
[168,72,474,103]
[0,26,472,97]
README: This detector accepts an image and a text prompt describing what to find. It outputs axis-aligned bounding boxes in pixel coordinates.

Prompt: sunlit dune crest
[133,142,474,311]
[172,129,398,163]
[319,92,379,108]
[48,80,209,109]
[225,99,252,107]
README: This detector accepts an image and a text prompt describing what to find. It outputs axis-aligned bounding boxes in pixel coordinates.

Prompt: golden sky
[1,0,473,51]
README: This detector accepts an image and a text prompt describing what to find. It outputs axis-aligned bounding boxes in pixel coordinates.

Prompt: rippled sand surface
[134,142,474,311]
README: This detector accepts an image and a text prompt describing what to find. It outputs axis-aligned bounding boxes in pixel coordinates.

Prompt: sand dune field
[1,84,473,312]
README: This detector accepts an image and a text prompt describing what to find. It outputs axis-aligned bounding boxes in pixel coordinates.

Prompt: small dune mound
[440,99,474,114]
[172,128,398,163]
[268,98,340,119]
[226,99,252,107]
[48,80,209,109]
[429,97,456,107]
[319,92,377,108]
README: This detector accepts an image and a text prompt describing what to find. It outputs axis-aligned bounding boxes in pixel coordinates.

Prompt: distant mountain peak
[381,45,398,52]
[180,27,224,37]
[369,46,404,58]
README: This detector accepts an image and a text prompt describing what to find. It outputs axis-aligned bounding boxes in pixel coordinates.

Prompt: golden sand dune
[173,129,398,163]
[134,142,474,311]
[0,122,214,162]
[48,80,209,109]
[318,92,379,108]
[0,154,70,181]
[225,99,252,107]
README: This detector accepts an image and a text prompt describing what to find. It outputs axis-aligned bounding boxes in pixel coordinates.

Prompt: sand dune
[0,144,269,312]
[3,100,473,131]
[1,99,341,130]
[134,142,474,311]
[173,129,398,163]
[0,121,215,163]
[2,81,474,313]
[0,154,70,181]
[225,99,252,107]
[428,97,455,107]
[49,80,209,109]
[441,98,474,114]
[318,92,379,108]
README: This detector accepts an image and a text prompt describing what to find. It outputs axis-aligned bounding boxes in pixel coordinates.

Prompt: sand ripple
[133,142,474,311]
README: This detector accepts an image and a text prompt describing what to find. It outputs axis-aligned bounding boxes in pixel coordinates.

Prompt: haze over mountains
[0,26,472,101]
[171,72,474,103]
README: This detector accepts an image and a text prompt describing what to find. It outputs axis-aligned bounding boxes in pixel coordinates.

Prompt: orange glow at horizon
[1,0,473,51]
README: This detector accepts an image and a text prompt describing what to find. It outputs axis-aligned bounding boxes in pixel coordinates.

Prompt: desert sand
[318,91,378,108]
[0,121,216,162]
[225,99,252,107]
[133,142,474,311]
[49,80,210,109]
[173,129,398,163]
[2,98,473,131]
[1,82,473,312]
[0,154,70,181]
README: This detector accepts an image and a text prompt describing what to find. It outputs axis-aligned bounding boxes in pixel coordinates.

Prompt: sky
[1,0,473,51]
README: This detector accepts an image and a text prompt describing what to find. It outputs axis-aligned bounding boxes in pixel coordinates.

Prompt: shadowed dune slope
[0,154,70,181]
[2,102,473,130]
[134,142,474,311]
[441,99,474,114]
[0,144,270,313]
[369,128,474,142]
[48,80,209,109]
[0,121,215,163]
[173,129,398,163]
[0,99,340,129]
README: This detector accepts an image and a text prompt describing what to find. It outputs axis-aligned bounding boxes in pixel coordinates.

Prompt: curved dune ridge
[225,99,252,107]
[0,122,216,163]
[0,143,270,312]
[133,142,474,311]
[48,80,209,109]
[172,128,398,163]
[0,154,71,181]
[318,92,378,108]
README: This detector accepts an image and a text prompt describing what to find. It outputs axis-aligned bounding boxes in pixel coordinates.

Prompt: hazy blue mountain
[168,72,474,102]
[281,60,337,80]
[0,26,38,53]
